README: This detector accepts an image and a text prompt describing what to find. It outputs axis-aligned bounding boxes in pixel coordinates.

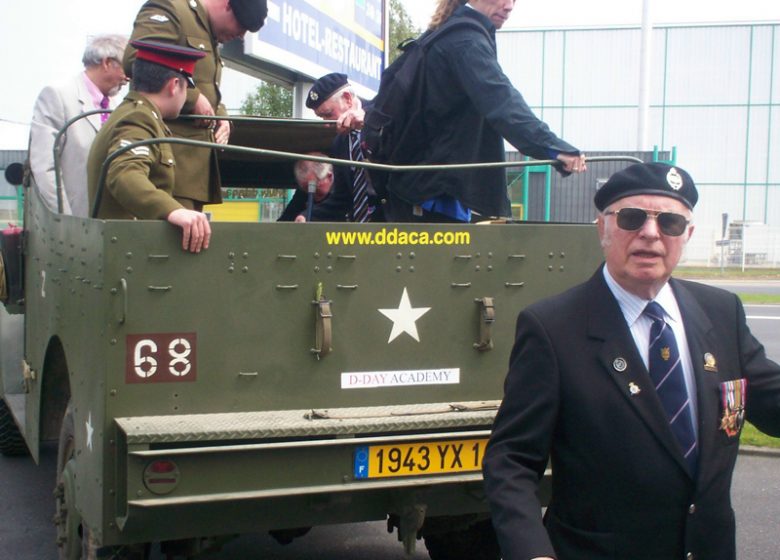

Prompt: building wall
[497,22,779,263]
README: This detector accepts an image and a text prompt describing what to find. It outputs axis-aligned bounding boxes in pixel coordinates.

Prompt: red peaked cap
[131,40,206,87]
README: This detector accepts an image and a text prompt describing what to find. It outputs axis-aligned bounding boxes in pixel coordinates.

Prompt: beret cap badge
[666,167,683,191]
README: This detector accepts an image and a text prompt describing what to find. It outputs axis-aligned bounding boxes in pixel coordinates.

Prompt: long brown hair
[429,0,467,30]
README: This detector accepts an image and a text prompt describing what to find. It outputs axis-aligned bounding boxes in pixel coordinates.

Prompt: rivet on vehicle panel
[314,266,320,272]
[560,266,565,271]
[409,252,416,259]
[409,266,415,272]
[475,265,481,271]
[228,252,235,259]
[548,252,555,258]
[487,266,493,271]
[242,266,249,273]
[110,288,117,295]
[314,252,320,259]
[396,253,403,259]
[548,265,554,271]
[243,252,249,259]
[111,237,118,243]
[126,252,133,259]
[327,252,333,259]
[228,266,235,273]
[488,252,493,258]
[110,339,117,345]
[327,266,333,272]
[396,266,402,272]
[560,252,566,258]
[110,389,117,396]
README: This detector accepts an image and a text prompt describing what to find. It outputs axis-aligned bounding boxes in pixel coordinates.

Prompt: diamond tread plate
[115,401,500,444]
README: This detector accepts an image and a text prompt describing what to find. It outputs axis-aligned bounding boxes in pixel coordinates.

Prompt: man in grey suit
[28,34,128,216]
[483,162,780,560]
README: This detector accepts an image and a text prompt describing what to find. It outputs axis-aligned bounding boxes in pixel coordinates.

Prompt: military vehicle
[0,115,630,559]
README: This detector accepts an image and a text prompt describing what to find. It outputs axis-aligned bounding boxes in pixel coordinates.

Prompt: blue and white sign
[245,0,386,98]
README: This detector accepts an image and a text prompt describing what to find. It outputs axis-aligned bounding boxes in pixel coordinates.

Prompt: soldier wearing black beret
[484,163,780,560]
[124,0,268,211]
[298,73,385,223]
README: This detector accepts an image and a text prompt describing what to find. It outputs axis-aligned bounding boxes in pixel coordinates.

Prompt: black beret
[306,73,349,109]
[594,162,698,211]
[229,0,267,33]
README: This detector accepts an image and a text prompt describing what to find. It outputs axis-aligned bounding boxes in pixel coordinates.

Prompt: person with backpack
[365,0,586,222]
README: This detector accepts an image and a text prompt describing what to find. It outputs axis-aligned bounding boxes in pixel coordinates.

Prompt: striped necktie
[644,301,698,474]
[349,131,370,223]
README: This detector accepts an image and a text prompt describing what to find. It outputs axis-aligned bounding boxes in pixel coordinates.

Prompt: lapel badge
[703,352,718,372]
[612,357,628,373]
[629,382,641,396]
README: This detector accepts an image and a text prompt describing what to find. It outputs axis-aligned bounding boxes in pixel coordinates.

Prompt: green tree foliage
[240,80,293,117]
[389,0,421,63]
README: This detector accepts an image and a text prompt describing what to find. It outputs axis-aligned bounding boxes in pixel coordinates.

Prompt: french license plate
[353,438,488,479]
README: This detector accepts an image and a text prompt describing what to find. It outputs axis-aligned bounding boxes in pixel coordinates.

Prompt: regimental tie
[644,301,698,474]
[99,96,110,124]
[349,131,370,223]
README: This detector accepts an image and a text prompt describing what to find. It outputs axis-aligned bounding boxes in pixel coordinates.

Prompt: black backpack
[361,17,490,197]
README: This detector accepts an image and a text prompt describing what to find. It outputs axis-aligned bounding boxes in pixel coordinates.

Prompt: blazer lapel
[670,279,721,485]
[588,270,695,477]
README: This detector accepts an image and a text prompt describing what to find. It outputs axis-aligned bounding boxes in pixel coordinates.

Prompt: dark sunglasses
[604,207,690,237]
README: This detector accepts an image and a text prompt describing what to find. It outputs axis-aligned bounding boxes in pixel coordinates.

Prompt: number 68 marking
[127,333,196,383]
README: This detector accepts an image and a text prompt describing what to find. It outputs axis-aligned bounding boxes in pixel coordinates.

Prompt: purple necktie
[100,96,110,124]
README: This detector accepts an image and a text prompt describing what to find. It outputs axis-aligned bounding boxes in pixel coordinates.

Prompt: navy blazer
[483,267,780,560]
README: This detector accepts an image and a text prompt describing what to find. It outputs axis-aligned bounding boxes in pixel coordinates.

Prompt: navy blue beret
[229,0,267,33]
[306,73,349,109]
[595,162,698,210]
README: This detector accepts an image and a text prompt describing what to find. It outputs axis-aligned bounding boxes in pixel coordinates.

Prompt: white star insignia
[378,288,431,343]
[85,412,94,452]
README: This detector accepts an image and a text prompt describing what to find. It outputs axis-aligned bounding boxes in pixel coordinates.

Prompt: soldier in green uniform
[123,0,268,210]
[88,40,212,253]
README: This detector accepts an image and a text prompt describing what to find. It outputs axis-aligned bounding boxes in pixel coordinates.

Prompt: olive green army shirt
[87,91,183,220]
[124,0,224,204]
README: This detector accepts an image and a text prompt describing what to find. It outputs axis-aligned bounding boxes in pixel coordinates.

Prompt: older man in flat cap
[124,0,268,210]
[483,162,780,560]
[89,40,211,254]
[301,72,384,222]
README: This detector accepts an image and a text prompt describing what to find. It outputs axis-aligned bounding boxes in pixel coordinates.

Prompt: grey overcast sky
[0,0,776,148]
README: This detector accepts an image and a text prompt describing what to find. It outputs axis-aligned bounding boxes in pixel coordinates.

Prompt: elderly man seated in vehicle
[278,154,335,222]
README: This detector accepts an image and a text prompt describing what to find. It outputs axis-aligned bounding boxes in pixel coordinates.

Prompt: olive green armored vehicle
[1,117,615,559]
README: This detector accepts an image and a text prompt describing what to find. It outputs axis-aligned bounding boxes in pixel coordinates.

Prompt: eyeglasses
[603,207,690,237]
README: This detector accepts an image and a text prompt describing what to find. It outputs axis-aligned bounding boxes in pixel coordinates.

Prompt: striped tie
[349,131,370,223]
[644,301,698,474]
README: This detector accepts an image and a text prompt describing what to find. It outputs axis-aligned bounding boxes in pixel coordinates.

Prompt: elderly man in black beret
[124,0,267,211]
[299,72,384,222]
[483,162,780,560]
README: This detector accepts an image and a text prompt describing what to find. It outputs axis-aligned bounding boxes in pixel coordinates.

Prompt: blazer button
[686,553,694,560]
[688,504,696,514]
